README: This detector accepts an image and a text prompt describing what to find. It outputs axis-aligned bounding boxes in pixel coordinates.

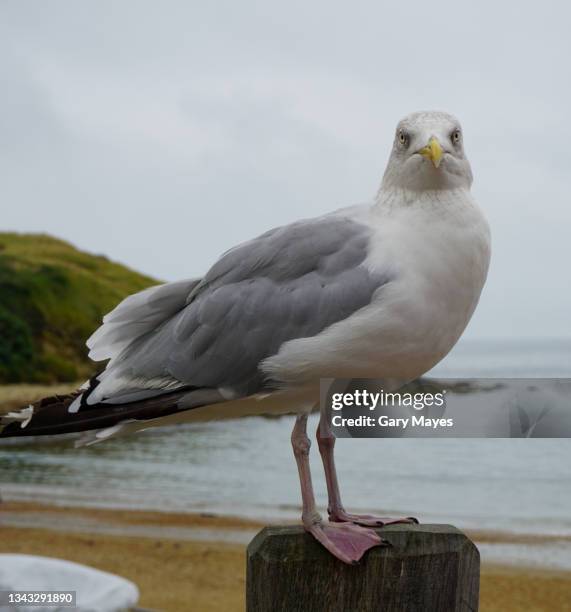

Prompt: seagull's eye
[398,130,408,146]
[451,130,461,145]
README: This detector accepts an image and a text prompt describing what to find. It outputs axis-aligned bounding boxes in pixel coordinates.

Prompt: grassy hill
[0,233,158,384]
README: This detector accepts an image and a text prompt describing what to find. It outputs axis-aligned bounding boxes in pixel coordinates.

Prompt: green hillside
[0,233,158,384]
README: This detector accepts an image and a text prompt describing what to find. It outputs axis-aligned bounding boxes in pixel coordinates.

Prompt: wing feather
[87,215,390,404]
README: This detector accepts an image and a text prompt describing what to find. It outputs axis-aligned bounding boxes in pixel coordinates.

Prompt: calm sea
[1,338,571,568]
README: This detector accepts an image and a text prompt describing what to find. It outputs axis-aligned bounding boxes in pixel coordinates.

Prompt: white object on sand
[0,554,139,611]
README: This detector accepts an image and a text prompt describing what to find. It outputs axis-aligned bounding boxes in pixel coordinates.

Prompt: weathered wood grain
[247,524,479,612]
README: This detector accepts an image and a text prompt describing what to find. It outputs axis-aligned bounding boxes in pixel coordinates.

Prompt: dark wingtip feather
[0,389,194,439]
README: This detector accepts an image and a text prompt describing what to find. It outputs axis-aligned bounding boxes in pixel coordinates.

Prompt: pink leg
[291,414,386,564]
[317,414,418,527]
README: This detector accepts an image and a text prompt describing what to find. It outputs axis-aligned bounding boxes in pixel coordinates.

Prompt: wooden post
[246,524,479,612]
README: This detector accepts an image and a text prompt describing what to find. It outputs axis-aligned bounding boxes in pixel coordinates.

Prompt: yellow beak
[418,136,443,168]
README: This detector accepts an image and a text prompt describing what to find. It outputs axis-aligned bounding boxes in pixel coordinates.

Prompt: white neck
[373,185,473,216]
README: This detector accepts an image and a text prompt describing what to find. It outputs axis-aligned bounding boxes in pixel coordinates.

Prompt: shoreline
[2,498,570,548]
[1,501,571,611]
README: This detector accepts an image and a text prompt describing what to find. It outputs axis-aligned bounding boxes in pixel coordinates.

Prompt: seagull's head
[381,111,473,192]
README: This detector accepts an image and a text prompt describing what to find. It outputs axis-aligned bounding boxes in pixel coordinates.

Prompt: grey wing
[87,278,201,362]
[89,215,390,404]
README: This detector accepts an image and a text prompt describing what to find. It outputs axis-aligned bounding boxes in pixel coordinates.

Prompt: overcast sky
[1,1,570,340]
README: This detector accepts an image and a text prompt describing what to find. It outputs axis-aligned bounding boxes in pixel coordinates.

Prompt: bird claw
[305,521,388,564]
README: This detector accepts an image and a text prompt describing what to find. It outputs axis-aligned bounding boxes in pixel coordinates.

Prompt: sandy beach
[0,501,569,611]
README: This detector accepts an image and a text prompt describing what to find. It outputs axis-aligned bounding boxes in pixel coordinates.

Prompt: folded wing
[78,215,389,408]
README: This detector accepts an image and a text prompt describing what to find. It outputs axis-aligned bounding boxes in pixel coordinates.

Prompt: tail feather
[0,388,214,439]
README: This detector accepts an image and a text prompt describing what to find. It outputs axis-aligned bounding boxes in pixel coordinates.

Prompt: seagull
[0,111,491,564]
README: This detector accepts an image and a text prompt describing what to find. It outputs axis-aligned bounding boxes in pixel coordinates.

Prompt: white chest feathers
[365,189,490,374]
